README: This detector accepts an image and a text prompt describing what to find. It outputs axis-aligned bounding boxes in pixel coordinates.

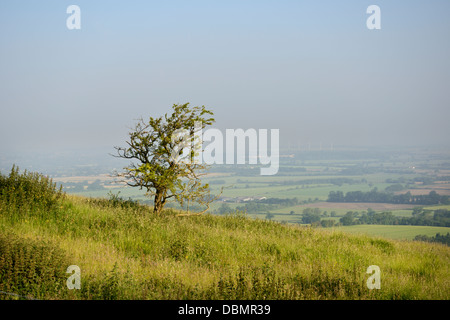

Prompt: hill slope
[1,192,449,300]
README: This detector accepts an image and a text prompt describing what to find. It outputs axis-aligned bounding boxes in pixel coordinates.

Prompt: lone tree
[113,103,217,215]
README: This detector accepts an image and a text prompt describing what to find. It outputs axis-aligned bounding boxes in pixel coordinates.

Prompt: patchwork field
[52,147,450,243]
[333,225,450,241]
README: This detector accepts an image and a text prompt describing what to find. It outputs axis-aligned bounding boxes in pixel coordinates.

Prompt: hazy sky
[1,0,449,156]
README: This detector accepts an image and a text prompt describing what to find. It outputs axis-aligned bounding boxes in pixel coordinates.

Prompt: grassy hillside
[1,169,449,300]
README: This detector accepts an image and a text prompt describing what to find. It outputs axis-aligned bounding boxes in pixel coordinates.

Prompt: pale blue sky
[1,0,449,155]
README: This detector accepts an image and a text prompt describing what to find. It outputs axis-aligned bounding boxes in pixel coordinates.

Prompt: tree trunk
[153,189,165,215]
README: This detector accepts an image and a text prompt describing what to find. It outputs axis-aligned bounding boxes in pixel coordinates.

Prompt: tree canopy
[113,103,216,215]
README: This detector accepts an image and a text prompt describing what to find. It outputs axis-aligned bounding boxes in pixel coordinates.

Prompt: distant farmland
[333,225,450,241]
[297,202,416,211]
[273,202,416,216]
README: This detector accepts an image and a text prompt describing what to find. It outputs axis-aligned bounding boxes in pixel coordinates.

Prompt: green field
[71,169,399,203]
[207,181,392,201]
[333,225,450,241]
[423,205,450,211]
[69,168,448,244]
[245,214,450,242]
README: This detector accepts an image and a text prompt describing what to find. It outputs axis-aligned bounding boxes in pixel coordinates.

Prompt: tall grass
[0,231,73,299]
[0,167,449,300]
[0,165,64,218]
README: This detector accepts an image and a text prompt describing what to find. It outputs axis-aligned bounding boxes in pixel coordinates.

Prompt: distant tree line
[232,197,300,213]
[327,189,449,205]
[277,167,307,173]
[215,202,275,215]
[232,177,362,187]
[339,166,413,176]
[414,233,450,246]
[257,197,299,206]
[386,175,450,185]
[338,208,450,227]
[384,184,406,193]
[299,208,337,227]
[236,202,275,214]
[273,177,362,186]
[209,165,306,176]
[215,197,318,215]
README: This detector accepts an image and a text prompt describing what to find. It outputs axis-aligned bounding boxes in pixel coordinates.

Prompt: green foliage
[358,211,397,225]
[168,239,188,261]
[385,184,405,193]
[88,191,143,211]
[236,202,275,213]
[0,165,65,214]
[342,209,450,227]
[0,232,72,300]
[302,208,321,224]
[328,188,449,205]
[113,103,216,214]
[217,203,233,215]
[78,263,132,300]
[265,213,275,220]
[340,212,356,226]
[414,233,450,246]
[320,219,336,228]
